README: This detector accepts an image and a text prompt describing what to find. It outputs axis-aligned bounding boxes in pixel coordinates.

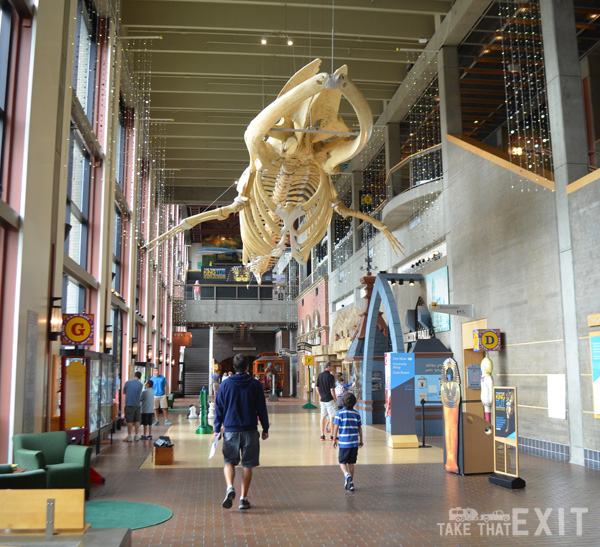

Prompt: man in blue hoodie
[214,354,269,511]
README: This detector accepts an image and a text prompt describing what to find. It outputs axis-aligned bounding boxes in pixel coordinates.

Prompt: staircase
[184,328,211,396]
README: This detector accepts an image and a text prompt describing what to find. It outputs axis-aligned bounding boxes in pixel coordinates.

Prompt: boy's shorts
[222,430,260,468]
[338,446,359,464]
[141,413,154,426]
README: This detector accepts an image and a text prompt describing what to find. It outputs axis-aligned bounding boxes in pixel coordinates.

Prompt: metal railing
[185,283,274,301]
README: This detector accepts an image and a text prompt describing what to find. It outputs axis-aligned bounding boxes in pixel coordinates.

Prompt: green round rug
[85,501,172,530]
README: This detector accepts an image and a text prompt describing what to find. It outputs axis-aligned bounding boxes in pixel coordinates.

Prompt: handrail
[385,143,443,186]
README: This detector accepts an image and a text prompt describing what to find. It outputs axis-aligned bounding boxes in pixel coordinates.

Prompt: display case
[59,350,117,452]
[342,358,361,396]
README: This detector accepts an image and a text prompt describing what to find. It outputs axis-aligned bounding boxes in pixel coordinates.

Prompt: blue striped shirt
[333,408,362,448]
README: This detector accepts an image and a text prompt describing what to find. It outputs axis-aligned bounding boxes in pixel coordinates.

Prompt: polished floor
[88,397,600,546]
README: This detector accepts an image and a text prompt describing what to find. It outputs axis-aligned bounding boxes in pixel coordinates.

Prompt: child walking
[140,379,155,440]
[332,391,363,491]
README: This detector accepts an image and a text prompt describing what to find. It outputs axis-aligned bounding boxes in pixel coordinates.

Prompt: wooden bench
[0,488,89,535]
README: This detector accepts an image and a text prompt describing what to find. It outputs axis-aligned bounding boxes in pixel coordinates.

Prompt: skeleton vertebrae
[145,59,404,281]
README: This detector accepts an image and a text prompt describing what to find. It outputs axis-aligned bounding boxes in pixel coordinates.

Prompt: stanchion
[419,398,431,448]
[195,388,213,434]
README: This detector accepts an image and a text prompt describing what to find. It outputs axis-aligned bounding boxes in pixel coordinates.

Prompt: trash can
[167,393,174,409]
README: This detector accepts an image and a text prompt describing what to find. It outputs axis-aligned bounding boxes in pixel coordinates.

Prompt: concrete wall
[447,142,570,444]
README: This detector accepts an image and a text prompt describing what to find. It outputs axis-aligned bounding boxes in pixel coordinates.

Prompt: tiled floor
[89,397,600,546]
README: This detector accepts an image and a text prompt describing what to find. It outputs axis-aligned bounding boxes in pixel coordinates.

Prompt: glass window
[62,275,86,314]
[0,3,12,186]
[72,0,97,121]
[65,132,91,267]
[112,206,122,291]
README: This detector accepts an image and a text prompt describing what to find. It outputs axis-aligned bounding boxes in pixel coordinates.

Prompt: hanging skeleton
[145,59,404,280]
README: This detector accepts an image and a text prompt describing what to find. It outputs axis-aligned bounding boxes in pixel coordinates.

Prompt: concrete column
[437,46,462,353]
[540,0,587,465]
[385,123,402,199]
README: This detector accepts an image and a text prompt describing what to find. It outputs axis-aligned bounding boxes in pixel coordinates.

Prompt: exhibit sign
[426,267,450,333]
[466,364,481,390]
[587,313,600,327]
[199,265,272,285]
[493,387,519,477]
[384,352,415,435]
[473,329,501,352]
[430,302,475,318]
[591,332,600,419]
[62,314,94,346]
[414,356,445,405]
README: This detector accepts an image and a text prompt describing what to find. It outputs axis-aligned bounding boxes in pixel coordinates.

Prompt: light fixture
[171,357,175,367]
[261,36,267,45]
[147,345,153,362]
[399,280,404,286]
[409,280,415,286]
[49,297,63,341]
[131,338,138,359]
[287,36,294,46]
[104,326,113,353]
[158,351,164,365]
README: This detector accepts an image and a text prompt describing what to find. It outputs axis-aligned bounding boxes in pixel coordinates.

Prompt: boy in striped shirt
[332,392,363,491]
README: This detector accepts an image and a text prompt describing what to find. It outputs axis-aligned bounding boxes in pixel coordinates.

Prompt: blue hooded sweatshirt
[214,372,269,434]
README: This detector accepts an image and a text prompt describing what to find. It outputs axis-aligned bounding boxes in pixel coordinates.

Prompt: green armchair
[13,431,92,497]
[0,464,46,489]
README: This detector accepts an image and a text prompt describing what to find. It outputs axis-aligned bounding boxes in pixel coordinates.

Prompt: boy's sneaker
[165,420,172,425]
[344,474,351,490]
[134,435,140,441]
[222,486,236,509]
[140,435,147,440]
[147,435,152,440]
[330,436,334,441]
[152,420,159,426]
[238,498,251,511]
[123,435,133,442]
[320,435,326,441]
[349,477,355,491]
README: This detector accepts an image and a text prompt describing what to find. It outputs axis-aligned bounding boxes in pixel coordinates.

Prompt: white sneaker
[134,435,140,441]
[123,435,133,442]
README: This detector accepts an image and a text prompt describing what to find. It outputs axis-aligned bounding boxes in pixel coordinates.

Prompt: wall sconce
[147,345,153,362]
[49,297,63,341]
[158,351,164,365]
[131,338,138,359]
[171,357,175,367]
[104,326,113,353]
[409,279,415,286]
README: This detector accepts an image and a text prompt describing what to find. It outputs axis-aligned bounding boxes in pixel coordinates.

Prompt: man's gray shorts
[222,430,260,468]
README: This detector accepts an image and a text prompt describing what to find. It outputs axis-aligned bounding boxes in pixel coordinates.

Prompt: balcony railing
[185,283,274,301]
[332,231,354,270]
[300,259,328,293]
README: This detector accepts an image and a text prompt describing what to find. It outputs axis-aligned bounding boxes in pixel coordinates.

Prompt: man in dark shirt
[214,354,269,511]
[316,361,337,441]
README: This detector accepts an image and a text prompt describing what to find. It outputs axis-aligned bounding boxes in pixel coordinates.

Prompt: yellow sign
[62,314,94,346]
[588,314,600,327]
[473,329,501,352]
[303,355,314,366]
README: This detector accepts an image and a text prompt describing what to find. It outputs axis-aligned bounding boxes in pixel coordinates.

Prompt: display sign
[430,302,475,318]
[426,267,450,333]
[62,314,94,346]
[587,313,600,327]
[303,355,314,366]
[473,329,501,352]
[199,265,272,285]
[384,353,415,435]
[591,333,600,419]
[493,386,519,477]
[466,364,481,390]
[414,356,445,405]
[494,387,517,439]
[173,332,192,346]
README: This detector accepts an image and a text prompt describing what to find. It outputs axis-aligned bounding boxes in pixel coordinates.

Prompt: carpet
[85,501,172,529]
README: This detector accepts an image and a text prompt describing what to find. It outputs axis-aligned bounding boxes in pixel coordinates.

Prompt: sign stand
[302,356,317,409]
[489,386,526,488]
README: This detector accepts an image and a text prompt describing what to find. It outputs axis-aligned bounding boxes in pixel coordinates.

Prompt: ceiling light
[287,37,294,46]
[261,36,267,45]
[418,38,428,44]
[409,280,415,286]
